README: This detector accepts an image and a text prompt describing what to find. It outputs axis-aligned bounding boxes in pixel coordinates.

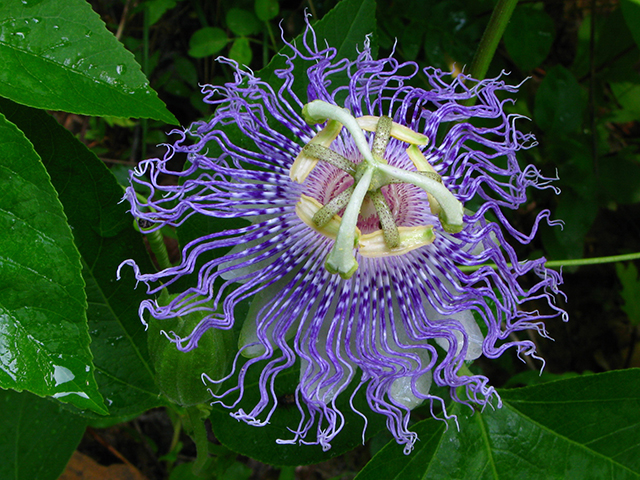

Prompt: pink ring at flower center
[302,156,433,235]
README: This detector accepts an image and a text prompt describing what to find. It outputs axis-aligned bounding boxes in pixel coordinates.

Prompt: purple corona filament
[119,23,566,454]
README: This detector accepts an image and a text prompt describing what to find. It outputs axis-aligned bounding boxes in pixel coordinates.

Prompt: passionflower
[119,23,566,454]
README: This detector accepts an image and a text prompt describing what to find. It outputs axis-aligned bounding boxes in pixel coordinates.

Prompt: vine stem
[135,192,173,271]
[458,252,640,272]
[468,0,519,82]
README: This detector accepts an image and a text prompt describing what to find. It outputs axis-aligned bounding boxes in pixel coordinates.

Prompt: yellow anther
[296,194,361,243]
[357,116,429,146]
[359,225,435,258]
[406,145,441,216]
[290,119,343,183]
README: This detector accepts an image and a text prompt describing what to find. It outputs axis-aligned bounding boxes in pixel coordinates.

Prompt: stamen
[376,162,464,233]
[325,166,374,279]
[359,225,435,258]
[369,190,399,248]
[291,119,343,183]
[406,145,442,216]
[301,144,357,176]
[357,116,429,145]
[406,144,435,172]
[313,186,355,228]
[372,115,392,159]
[296,195,361,241]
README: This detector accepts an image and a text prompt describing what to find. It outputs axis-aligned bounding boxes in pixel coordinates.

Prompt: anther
[369,190,399,248]
[313,186,355,228]
[302,144,357,176]
[290,119,343,183]
[372,115,392,159]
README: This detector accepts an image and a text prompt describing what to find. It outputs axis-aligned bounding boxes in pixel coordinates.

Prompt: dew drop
[116,64,125,75]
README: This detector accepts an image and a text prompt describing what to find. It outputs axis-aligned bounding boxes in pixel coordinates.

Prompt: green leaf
[0,113,106,414]
[257,0,378,103]
[503,6,555,71]
[189,27,229,58]
[0,98,163,420]
[534,65,585,135]
[616,263,640,326]
[0,388,88,480]
[610,82,640,123]
[145,0,178,26]
[542,188,597,261]
[572,10,637,81]
[255,0,279,22]
[0,0,177,124]
[621,0,640,50]
[229,37,253,66]
[356,370,640,479]
[226,8,261,36]
[600,150,640,205]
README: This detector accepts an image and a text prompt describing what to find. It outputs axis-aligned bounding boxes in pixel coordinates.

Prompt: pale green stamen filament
[296,195,361,241]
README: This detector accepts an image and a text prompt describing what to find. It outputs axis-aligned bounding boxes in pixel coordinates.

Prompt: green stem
[468,0,519,82]
[186,406,210,476]
[458,252,640,272]
[135,192,173,271]
[265,20,277,55]
[145,228,172,271]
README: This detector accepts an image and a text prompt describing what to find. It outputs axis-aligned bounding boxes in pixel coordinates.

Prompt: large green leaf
[0,0,177,124]
[534,65,585,135]
[0,388,88,480]
[355,370,640,479]
[572,9,637,81]
[503,6,555,72]
[621,0,640,51]
[0,113,106,414]
[0,98,164,420]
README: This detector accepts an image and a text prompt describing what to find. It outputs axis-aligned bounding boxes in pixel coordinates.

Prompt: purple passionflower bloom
[120,24,566,453]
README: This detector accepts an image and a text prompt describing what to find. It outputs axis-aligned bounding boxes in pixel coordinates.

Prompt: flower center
[291,100,464,279]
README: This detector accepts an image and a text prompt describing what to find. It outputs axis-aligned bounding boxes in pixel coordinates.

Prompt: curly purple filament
[119,23,566,454]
